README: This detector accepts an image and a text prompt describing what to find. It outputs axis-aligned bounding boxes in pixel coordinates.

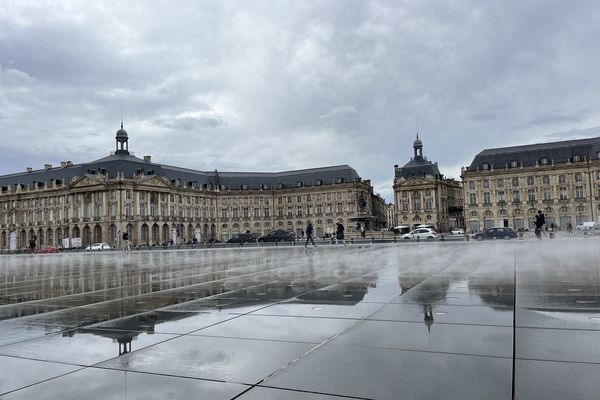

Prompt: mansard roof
[0,151,361,191]
[397,158,442,179]
[467,137,600,171]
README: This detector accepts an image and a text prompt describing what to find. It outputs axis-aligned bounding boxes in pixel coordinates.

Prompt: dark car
[472,227,518,241]
[258,229,296,242]
[227,233,258,243]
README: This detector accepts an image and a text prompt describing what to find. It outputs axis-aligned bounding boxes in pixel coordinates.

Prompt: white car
[400,228,438,240]
[451,228,465,235]
[85,243,111,251]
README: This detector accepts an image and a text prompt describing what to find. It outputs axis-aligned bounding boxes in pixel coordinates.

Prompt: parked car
[258,230,296,242]
[38,246,59,254]
[451,228,465,235]
[400,228,438,240]
[472,227,517,241]
[227,233,258,243]
[576,222,598,230]
[85,242,111,251]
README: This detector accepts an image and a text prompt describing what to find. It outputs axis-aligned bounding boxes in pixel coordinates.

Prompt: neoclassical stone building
[461,137,600,232]
[393,136,464,232]
[0,126,386,251]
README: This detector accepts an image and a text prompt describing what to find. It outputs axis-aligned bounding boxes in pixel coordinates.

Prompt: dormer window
[241,184,248,190]
[296,181,304,187]
[510,160,518,168]
[315,179,323,186]
[572,155,581,162]
[482,163,489,170]
[540,158,548,165]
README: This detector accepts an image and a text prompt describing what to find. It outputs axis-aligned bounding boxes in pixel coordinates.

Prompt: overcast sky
[2,0,600,201]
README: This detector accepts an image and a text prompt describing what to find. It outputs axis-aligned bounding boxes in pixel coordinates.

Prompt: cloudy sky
[2,0,600,201]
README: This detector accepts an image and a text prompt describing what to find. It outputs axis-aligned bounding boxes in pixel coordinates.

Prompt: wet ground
[0,240,599,399]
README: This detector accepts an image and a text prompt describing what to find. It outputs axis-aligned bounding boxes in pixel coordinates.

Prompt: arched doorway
[56,228,63,246]
[152,223,159,244]
[126,224,134,246]
[162,224,169,243]
[93,225,102,243]
[82,226,91,247]
[110,224,117,246]
[210,224,216,240]
[46,229,54,247]
[37,229,44,246]
[10,231,17,251]
[141,224,149,245]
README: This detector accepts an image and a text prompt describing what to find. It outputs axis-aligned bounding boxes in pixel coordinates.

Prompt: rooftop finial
[120,97,123,129]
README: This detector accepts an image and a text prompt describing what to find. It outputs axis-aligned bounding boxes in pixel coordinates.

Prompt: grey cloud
[2,0,600,202]
[153,116,227,131]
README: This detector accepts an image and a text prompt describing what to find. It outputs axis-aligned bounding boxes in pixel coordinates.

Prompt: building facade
[461,137,600,233]
[0,126,386,251]
[393,136,463,232]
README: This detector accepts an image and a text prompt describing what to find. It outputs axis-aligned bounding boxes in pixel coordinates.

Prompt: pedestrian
[360,225,365,238]
[301,229,305,240]
[567,222,573,235]
[335,222,347,246]
[305,221,316,247]
[534,210,545,239]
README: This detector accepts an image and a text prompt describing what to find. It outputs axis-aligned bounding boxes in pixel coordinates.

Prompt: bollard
[371,237,375,244]
[417,236,420,243]
[394,236,397,243]
[350,237,354,244]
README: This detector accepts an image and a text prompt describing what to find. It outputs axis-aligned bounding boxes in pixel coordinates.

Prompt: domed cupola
[413,134,423,159]
[115,122,129,155]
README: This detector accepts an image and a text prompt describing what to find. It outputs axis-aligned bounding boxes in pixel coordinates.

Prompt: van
[576,222,597,231]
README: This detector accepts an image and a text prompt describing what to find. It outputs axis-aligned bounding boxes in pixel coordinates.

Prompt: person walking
[305,221,316,247]
[534,210,545,240]
[567,222,573,235]
[335,222,347,246]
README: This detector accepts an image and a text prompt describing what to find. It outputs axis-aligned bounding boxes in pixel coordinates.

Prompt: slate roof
[467,137,600,171]
[397,157,442,179]
[0,153,361,191]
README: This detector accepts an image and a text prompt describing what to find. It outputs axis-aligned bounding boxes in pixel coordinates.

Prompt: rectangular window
[483,192,491,205]
[542,175,550,184]
[468,181,475,190]
[221,208,227,219]
[401,191,408,198]
[497,179,504,188]
[543,188,552,201]
[512,190,520,202]
[482,180,489,189]
[232,208,239,219]
[575,172,583,182]
[512,178,519,187]
[469,193,477,206]
[277,207,283,217]
[296,206,302,217]
[527,176,534,185]
[425,199,432,210]
[575,186,584,199]
[559,187,568,200]
[527,189,536,202]
[497,191,505,202]
[264,207,270,218]
[243,207,249,218]
[254,207,260,218]
[402,201,409,211]
[559,175,566,183]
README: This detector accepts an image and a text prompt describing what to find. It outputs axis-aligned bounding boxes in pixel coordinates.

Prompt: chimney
[60,161,67,168]
[26,167,32,173]
[66,161,72,166]
[44,164,52,170]
[143,155,152,163]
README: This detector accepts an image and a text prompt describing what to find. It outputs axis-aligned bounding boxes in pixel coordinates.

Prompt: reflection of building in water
[70,311,195,355]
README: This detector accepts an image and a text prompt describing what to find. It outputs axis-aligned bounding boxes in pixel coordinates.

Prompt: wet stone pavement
[0,240,599,399]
